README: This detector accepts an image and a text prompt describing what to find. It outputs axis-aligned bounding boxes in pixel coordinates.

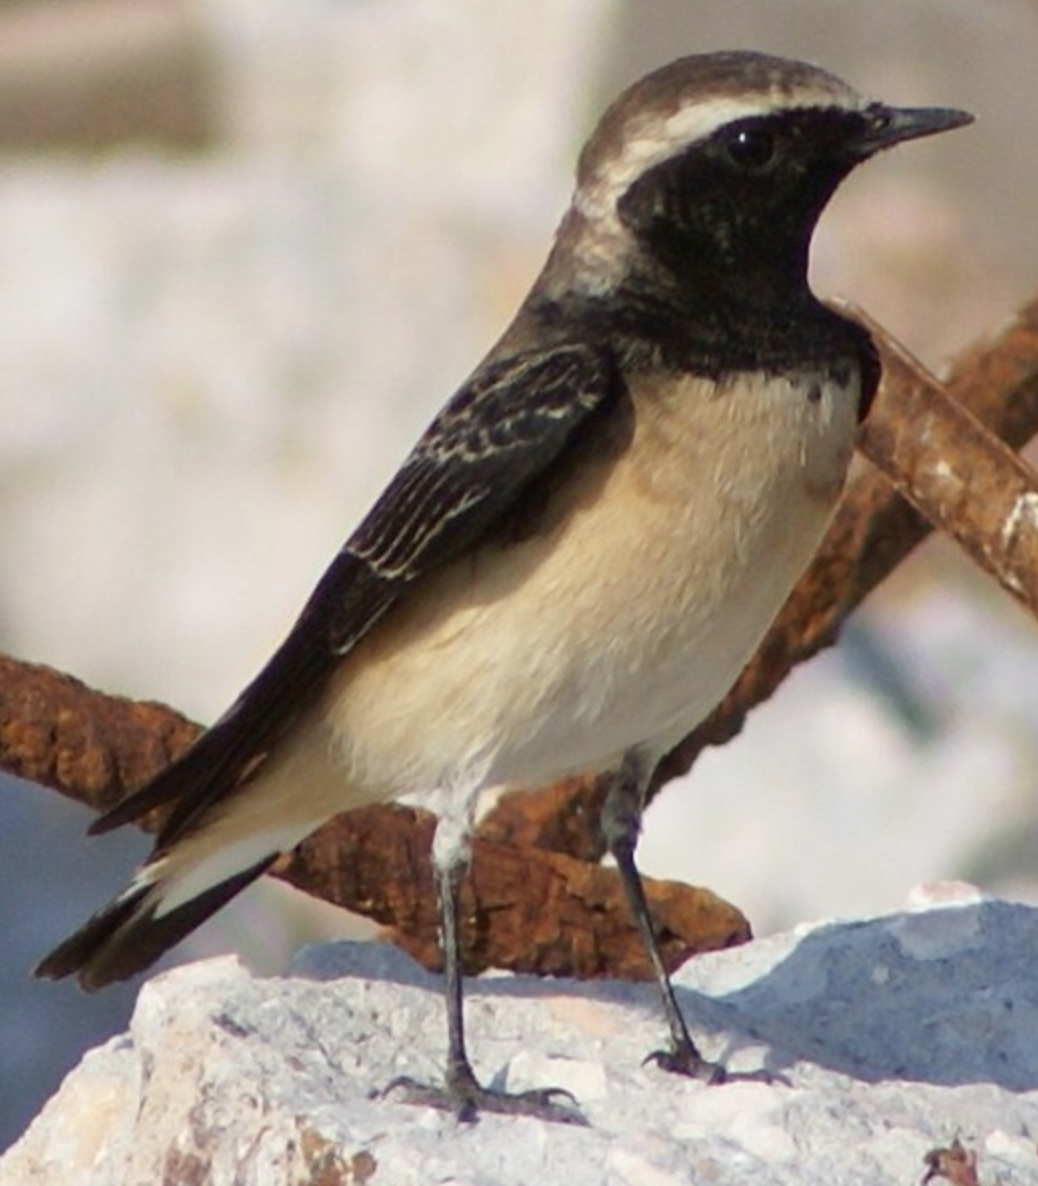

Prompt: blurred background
[2,0,1038,1152]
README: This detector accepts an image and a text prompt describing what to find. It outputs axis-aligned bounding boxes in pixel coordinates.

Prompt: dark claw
[643,1046,788,1087]
[377,1074,589,1127]
[643,1045,728,1084]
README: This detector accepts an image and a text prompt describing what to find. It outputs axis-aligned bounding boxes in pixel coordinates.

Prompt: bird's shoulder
[343,337,624,587]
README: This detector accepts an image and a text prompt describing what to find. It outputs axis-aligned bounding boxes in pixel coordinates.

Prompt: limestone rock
[5,892,1038,1185]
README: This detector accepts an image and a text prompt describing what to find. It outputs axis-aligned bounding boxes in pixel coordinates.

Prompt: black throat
[528,267,877,411]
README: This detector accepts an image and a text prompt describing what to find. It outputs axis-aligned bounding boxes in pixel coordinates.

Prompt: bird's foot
[644,1041,728,1084]
[377,1062,588,1126]
[644,1042,786,1087]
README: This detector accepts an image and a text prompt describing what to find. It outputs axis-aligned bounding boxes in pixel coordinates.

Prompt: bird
[35,51,971,1124]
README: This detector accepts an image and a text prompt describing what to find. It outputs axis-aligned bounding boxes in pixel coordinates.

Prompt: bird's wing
[92,342,622,844]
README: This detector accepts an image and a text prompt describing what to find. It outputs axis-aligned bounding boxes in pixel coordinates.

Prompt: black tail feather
[34,856,275,991]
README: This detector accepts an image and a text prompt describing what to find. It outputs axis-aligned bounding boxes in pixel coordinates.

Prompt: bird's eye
[724,126,777,170]
[865,103,892,134]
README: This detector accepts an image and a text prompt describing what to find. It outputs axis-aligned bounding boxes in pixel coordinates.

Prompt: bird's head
[549,52,971,307]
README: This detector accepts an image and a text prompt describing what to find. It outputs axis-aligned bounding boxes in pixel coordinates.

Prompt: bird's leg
[437,855,482,1101]
[602,753,726,1083]
[380,842,586,1125]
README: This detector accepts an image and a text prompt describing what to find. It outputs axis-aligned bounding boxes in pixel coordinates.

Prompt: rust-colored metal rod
[851,302,1038,616]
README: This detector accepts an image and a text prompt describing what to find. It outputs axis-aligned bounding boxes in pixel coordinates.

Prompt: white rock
[6,899,1038,1185]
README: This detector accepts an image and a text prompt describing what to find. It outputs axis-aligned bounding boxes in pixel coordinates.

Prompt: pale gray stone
[6,896,1038,1185]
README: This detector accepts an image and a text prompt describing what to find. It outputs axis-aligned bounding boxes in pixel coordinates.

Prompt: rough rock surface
[5,888,1038,1185]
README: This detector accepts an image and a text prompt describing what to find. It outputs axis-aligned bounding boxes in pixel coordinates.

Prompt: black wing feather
[347,345,612,579]
[91,342,620,845]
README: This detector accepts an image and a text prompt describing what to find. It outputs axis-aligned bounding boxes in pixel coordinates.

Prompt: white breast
[321,368,860,803]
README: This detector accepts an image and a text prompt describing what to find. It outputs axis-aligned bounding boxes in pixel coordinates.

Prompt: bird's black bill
[850,103,974,158]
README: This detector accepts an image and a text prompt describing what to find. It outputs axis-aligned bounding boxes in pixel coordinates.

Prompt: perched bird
[36,52,971,1123]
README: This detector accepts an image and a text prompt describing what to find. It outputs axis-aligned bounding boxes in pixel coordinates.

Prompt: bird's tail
[35,746,332,990]
[33,852,275,990]
[35,554,364,991]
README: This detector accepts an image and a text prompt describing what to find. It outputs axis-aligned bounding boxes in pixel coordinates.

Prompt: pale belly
[321,367,860,799]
